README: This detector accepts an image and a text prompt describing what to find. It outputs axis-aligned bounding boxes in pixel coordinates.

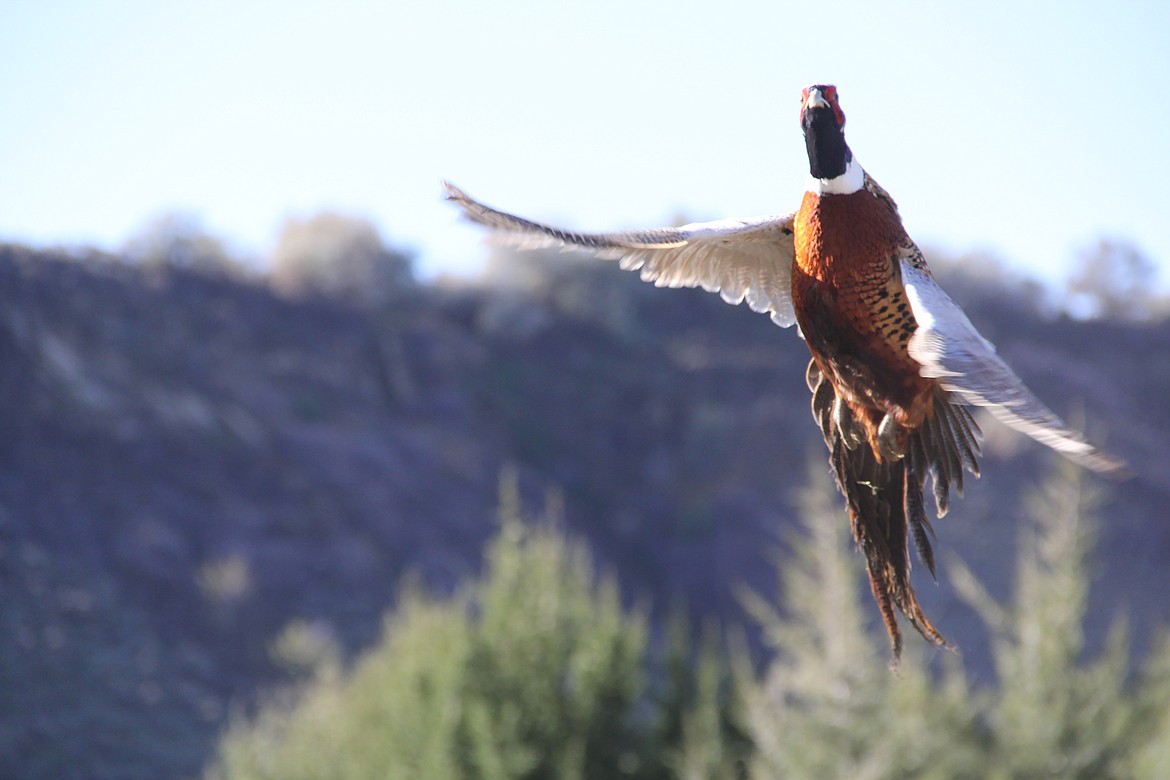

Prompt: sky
[2,1,1169,290]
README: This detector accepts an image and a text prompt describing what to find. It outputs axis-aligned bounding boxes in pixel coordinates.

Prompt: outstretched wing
[901,260,1125,474]
[444,181,799,328]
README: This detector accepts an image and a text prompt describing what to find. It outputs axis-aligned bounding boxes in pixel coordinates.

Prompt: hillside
[1,243,1167,779]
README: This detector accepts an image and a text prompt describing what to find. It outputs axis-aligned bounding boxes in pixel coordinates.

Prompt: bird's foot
[805,360,823,392]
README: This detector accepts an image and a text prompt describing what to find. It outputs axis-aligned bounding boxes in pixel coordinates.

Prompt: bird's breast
[792,189,908,339]
[791,189,932,421]
[793,189,904,285]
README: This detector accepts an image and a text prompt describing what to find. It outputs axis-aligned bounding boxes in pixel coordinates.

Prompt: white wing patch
[901,259,1124,474]
[444,181,799,328]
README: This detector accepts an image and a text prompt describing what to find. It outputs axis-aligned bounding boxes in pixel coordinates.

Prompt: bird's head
[800,84,852,181]
[800,84,845,130]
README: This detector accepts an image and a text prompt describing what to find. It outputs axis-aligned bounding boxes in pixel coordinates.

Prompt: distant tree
[481,245,654,341]
[736,462,984,779]
[738,455,1170,779]
[1065,238,1160,321]
[269,212,413,307]
[921,246,1050,317]
[205,470,741,780]
[1131,632,1170,778]
[950,459,1145,779]
[122,211,238,274]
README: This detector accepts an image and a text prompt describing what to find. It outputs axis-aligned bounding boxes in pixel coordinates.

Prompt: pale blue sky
[2,1,1168,288]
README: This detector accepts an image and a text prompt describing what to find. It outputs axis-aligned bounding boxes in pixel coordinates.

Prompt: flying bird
[444,84,1125,658]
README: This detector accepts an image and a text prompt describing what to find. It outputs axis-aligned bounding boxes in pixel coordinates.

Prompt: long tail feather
[807,360,979,658]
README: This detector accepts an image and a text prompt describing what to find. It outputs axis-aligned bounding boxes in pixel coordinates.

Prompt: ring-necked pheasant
[444,84,1125,658]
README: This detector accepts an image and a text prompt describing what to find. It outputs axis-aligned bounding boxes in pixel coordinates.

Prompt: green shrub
[206,472,739,780]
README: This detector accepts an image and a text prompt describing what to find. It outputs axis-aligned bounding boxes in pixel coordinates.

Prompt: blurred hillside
[0,230,1168,779]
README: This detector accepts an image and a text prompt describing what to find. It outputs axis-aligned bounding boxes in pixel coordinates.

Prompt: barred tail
[806,359,980,659]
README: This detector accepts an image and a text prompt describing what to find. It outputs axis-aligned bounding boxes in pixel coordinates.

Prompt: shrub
[206,472,739,780]
[268,212,413,307]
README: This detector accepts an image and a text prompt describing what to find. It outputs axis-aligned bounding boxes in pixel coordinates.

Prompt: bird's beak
[803,87,830,111]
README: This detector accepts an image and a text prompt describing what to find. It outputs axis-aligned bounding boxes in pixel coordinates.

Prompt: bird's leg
[833,396,864,450]
[877,413,905,462]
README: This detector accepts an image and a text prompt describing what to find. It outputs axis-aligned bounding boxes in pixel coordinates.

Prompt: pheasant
[444,84,1125,658]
